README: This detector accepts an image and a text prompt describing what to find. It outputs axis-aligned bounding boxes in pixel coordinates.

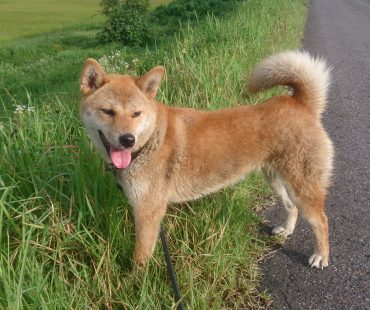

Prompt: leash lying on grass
[160,225,185,310]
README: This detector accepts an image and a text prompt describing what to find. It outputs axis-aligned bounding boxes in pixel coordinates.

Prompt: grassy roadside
[0,0,307,308]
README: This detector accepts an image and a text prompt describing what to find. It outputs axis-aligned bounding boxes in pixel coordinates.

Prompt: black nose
[119,134,135,148]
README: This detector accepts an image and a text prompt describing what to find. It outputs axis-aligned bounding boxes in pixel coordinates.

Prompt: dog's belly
[168,164,256,203]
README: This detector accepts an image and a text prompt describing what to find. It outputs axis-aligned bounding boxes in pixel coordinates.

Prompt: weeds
[0,0,307,308]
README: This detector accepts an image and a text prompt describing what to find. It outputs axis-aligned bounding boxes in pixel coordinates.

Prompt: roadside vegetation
[0,0,306,308]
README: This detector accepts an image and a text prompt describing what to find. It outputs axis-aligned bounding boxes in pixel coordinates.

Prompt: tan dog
[80,51,333,269]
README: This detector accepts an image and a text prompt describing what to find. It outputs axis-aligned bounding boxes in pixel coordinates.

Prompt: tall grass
[0,0,306,308]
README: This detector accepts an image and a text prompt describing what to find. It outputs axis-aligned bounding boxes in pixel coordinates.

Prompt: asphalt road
[259,0,370,309]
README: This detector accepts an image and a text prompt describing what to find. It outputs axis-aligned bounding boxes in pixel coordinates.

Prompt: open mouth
[98,130,110,154]
[98,130,132,169]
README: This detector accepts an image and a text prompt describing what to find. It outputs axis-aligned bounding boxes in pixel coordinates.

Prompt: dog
[79,51,334,269]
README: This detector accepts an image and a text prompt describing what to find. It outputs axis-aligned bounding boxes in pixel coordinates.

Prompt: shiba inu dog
[79,51,333,269]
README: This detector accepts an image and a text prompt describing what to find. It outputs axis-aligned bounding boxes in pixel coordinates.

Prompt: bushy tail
[248,50,331,117]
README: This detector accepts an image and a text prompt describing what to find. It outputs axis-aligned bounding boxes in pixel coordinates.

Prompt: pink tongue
[109,146,132,169]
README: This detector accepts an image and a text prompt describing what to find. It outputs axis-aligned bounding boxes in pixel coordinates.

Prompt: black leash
[160,225,185,310]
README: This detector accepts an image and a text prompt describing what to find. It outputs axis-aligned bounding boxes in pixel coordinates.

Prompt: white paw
[308,254,328,269]
[272,226,292,236]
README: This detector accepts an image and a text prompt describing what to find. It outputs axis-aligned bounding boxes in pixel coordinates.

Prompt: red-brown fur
[80,51,334,268]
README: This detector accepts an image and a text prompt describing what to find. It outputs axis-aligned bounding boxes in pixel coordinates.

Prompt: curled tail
[248,50,331,117]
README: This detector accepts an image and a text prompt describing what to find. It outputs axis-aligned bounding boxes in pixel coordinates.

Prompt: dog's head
[79,58,164,169]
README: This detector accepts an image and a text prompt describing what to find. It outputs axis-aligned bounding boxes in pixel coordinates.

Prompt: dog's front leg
[133,201,167,266]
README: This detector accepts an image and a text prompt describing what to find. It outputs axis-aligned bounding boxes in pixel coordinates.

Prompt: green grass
[151,0,173,6]
[0,0,171,42]
[0,0,307,308]
[0,0,102,43]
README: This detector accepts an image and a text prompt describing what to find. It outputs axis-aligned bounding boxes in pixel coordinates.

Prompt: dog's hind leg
[300,191,329,268]
[263,169,298,236]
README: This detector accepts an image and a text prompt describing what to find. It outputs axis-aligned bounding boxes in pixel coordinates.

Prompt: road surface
[260,0,370,309]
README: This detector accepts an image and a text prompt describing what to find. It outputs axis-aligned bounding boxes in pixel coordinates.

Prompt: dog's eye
[101,109,115,116]
[132,111,141,118]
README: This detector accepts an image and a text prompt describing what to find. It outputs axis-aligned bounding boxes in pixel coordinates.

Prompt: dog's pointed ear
[136,66,165,99]
[80,58,106,96]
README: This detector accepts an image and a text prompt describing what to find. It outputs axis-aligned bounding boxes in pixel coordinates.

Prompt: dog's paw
[272,226,293,237]
[308,254,328,269]
[134,251,149,267]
